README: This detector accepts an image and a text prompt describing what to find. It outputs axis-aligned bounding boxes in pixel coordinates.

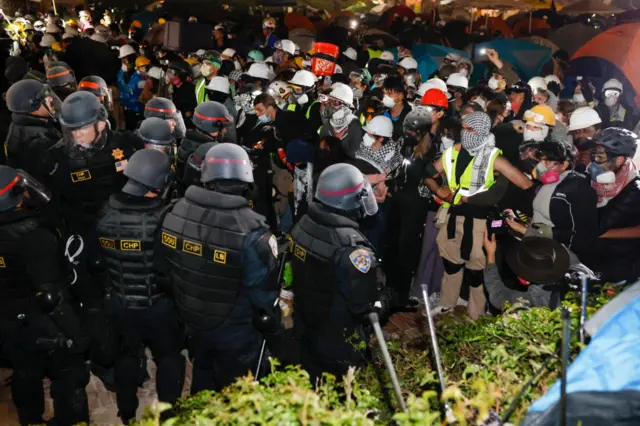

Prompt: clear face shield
[15,169,52,209]
[166,114,186,139]
[35,85,63,121]
[358,179,378,217]
[62,120,108,158]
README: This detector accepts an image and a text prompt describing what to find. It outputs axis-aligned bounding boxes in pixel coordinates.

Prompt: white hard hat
[276,39,296,56]
[195,49,206,57]
[418,78,448,97]
[40,34,56,48]
[94,24,109,35]
[363,115,393,138]
[329,82,354,107]
[603,78,623,93]
[247,62,270,80]
[79,10,90,17]
[544,74,562,87]
[398,57,418,71]
[147,67,165,80]
[206,76,230,94]
[24,22,34,31]
[289,70,316,88]
[380,51,395,61]
[446,73,468,90]
[568,107,602,131]
[45,23,60,33]
[343,47,357,61]
[119,44,137,58]
[65,26,79,36]
[334,64,343,75]
[221,48,236,58]
[528,76,547,93]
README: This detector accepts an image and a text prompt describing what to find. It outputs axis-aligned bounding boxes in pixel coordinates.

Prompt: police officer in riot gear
[38,90,138,388]
[159,143,280,392]
[290,163,393,381]
[78,75,116,129]
[46,64,78,101]
[176,101,233,189]
[136,117,176,158]
[0,166,90,426]
[96,149,184,423]
[144,97,187,139]
[181,141,217,189]
[4,79,62,175]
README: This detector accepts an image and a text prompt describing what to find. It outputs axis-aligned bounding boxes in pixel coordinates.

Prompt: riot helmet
[122,149,171,197]
[184,142,218,187]
[6,79,61,120]
[144,97,186,139]
[46,64,77,100]
[59,91,109,156]
[403,106,433,137]
[78,75,112,111]
[0,166,51,211]
[192,101,233,139]
[136,117,175,155]
[315,163,378,217]
[201,143,253,185]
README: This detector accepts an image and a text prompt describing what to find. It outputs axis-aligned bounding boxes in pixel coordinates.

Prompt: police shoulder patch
[349,249,371,274]
[268,235,278,258]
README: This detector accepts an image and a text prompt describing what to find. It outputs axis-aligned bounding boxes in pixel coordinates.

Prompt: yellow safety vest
[195,77,209,104]
[442,146,502,206]
[287,100,319,119]
[367,48,382,60]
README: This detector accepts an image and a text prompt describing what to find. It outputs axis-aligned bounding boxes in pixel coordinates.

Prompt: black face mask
[518,157,538,174]
[573,137,593,150]
[208,90,228,104]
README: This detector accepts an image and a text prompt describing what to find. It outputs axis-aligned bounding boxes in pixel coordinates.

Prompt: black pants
[0,310,89,426]
[108,295,185,421]
[123,109,143,131]
[383,192,431,301]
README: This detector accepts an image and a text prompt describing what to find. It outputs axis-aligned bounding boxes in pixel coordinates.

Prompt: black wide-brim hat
[506,237,570,285]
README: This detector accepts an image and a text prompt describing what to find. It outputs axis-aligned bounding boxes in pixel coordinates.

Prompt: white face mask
[297,93,309,105]
[382,95,395,108]
[200,63,212,77]
[488,77,499,90]
[458,68,469,77]
[121,64,129,72]
[302,59,311,68]
[573,93,586,103]
[524,125,548,142]
[604,96,617,107]
[596,171,616,184]
[441,136,455,149]
[363,133,376,147]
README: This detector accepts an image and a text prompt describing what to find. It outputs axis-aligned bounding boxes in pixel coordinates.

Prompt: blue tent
[391,44,469,82]
[522,283,640,425]
[475,39,552,81]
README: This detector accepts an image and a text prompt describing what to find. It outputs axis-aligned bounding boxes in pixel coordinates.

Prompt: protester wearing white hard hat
[206,76,236,117]
[221,48,236,60]
[356,116,397,182]
[246,62,271,87]
[118,44,137,59]
[267,80,292,110]
[343,47,357,61]
[380,51,395,62]
[567,106,603,168]
[446,73,468,115]
[596,78,634,131]
[273,39,296,64]
[397,57,418,75]
[319,83,361,157]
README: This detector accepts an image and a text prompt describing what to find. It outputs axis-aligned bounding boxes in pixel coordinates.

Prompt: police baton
[368,312,407,413]
[421,284,456,423]
[254,242,289,382]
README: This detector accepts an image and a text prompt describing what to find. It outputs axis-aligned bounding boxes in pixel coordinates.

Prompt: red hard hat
[420,88,449,108]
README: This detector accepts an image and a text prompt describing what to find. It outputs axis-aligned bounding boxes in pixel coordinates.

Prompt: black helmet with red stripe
[0,166,51,212]
[192,101,233,136]
[78,75,112,111]
[201,142,253,184]
[46,64,76,89]
[144,97,186,139]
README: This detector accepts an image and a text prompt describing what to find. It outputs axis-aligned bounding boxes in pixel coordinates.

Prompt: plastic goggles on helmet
[318,94,344,108]
[604,89,621,98]
[523,109,549,125]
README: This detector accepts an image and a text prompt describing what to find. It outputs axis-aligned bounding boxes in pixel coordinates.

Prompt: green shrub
[136,285,620,426]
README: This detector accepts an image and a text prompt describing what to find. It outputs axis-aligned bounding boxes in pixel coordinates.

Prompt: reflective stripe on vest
[442,146,501,206]
[305,100,319,119]
[195,78,209,105]
[287,104,297,112]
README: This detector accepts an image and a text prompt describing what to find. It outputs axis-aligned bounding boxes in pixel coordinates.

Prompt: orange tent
[572,23,640,106]
[284,12,316,33]
[485,17,514,38]
[513,17,551,37]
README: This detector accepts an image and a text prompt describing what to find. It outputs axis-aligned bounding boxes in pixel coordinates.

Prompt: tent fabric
[548,23,601,56]
[513,17,552,37]
[483,17,514,37]
[524,35,560,53]
[393,44,469,81]
[522,288,640,425]
[284,12,316,33]
[381,5,416,28]
[475,38,552,80]
[288,28,316,54]
[560,0,624,15]
[572,23,640,106]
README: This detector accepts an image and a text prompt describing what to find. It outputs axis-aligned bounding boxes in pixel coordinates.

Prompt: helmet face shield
[359,179,378,217]
[36,85,62,120]
[62,121,107,157]
[16,169,52,209]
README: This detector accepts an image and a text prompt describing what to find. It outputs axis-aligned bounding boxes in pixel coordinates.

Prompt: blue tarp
[391,44,469,82]
[475,39,552,81]
[523,291,640,424]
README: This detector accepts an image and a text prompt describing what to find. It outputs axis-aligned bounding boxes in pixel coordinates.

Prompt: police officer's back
[96,149,184,423]
[5,79,62,176]
[0,166,89,426]
[290,163,390,381]
[160,143,280,392]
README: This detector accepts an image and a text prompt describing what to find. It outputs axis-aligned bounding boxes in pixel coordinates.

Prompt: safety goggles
[319,94,344,108]
[604,89,620,99]
[523,109,547,125]
[289,84,304,95]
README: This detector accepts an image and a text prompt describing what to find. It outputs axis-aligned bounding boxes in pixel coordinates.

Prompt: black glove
[253,307,281,334]
[370,287,396,324]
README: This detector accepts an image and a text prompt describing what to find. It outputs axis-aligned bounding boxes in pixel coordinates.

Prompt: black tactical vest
[0,210,44,319]
[55,131,134,225]
[161,186,268,330]
[5,114,61,176]
[96,193,168,308]
[176,130,214,183]
[291,202,369,327]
